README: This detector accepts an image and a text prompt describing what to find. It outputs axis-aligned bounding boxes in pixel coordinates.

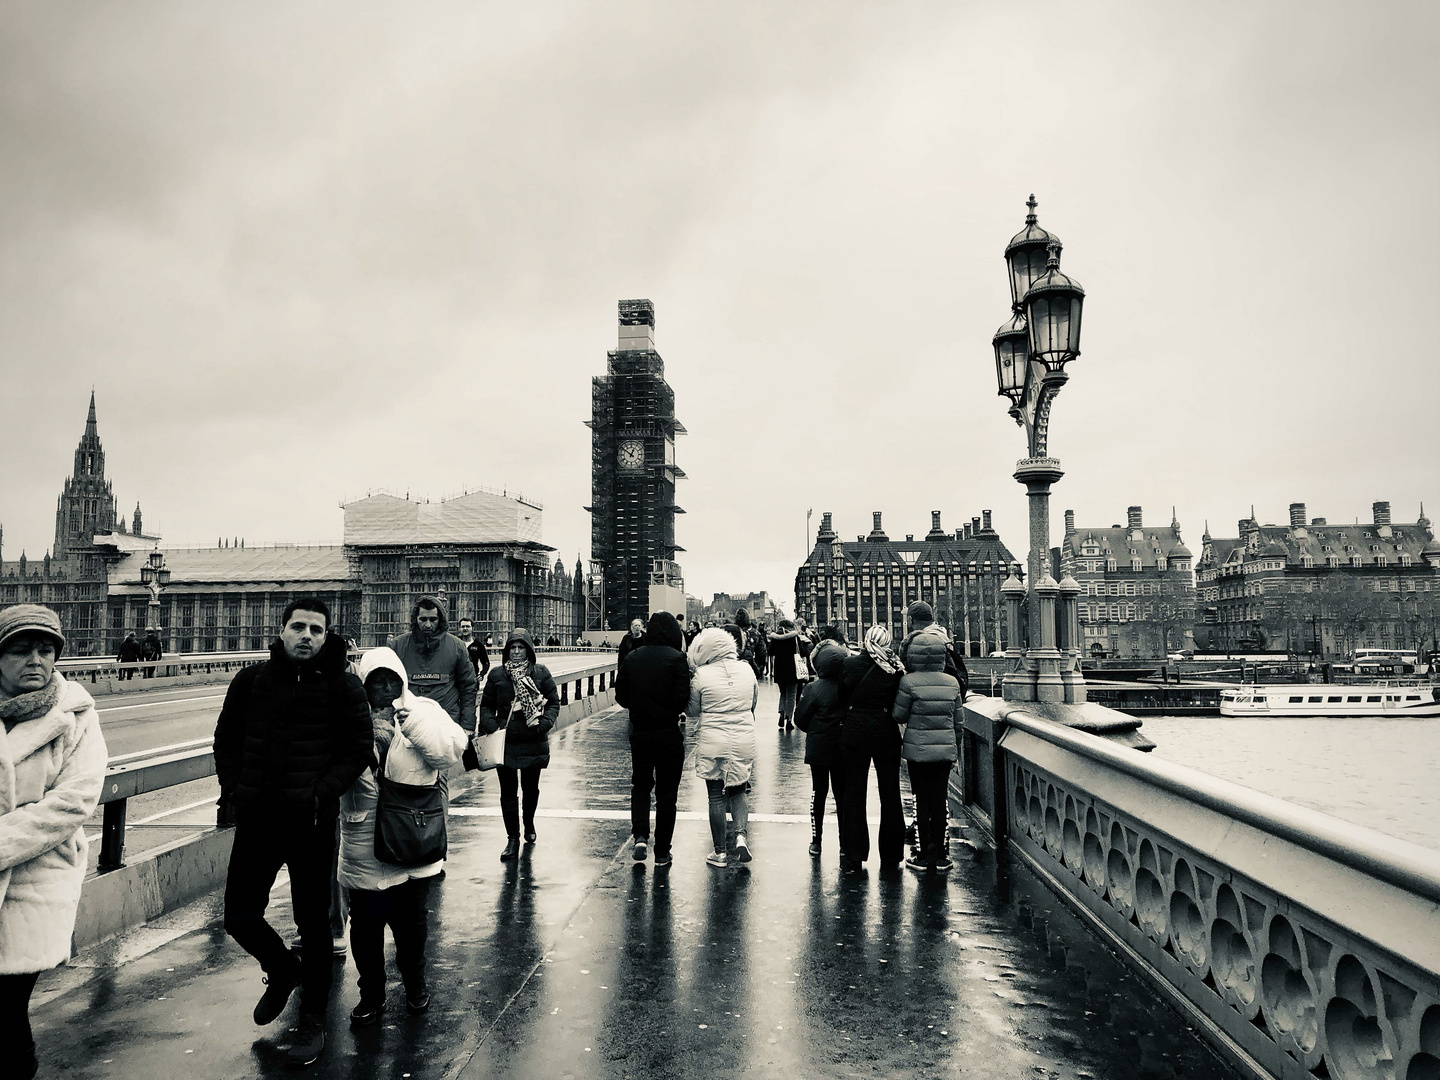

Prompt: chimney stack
[1373,501,1391,526]
[971,516,982,537]
[1289,503,1306,529]
[866,512,888,542]
[982,509,993,532]
[1127,506,1143,530]
[1312,517,1326,526]
[963,523,973,540]
[926,511,946,541]
[1064,509,1075,534]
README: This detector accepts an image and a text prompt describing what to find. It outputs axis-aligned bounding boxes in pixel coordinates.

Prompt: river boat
[1218,682,1440,718]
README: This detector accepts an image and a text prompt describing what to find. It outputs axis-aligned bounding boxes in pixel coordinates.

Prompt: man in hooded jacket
[614,612,691,865]
[388,598,478,730]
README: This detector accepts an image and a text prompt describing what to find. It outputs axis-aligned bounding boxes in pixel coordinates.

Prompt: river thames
[1142,715,1440,850]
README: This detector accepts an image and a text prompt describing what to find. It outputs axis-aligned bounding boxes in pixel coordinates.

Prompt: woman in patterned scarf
[476,628,560,861]
[838,625,907,873]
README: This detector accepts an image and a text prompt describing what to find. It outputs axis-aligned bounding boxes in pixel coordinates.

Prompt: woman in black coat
[794,630,848,858]
[477,628,560,861]
[838,625,905,873]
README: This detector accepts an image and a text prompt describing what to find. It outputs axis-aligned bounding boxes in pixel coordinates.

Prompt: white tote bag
[473,722,506,771]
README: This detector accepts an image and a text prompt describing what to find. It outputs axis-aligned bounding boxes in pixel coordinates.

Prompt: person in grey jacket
[893,622,964,871]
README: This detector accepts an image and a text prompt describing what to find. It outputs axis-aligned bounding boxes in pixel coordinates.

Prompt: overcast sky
[2,2,1436,608]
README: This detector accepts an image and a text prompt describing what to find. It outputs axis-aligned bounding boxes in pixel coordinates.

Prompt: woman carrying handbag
[338,648,466,1025]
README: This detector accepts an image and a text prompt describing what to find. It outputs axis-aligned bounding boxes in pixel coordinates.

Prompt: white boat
[1219,683,1440,718]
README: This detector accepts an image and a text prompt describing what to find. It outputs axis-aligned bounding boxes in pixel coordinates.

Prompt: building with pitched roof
[1055,506,1196,658]
[794,510,1019,655]
[1193,501,1440,655]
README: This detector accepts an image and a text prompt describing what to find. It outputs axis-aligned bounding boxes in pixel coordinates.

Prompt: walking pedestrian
[687,628,758,868]
[616,618,646,669]
[457,618,491,683]
[794,629,848,858]
[477,628,560,861]
[340,648,467,1025]
[213,598,373,1067]
[613,612,690,867]
[767,620,802,730]
[0,606,107,1080]
[116,631,139,681]
[388,598,478,731]
[892,621,964,872]
[141,628,162,678]
[839,625,906,873]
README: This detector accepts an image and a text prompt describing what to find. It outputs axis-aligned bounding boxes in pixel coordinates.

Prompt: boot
[500,836,520,861]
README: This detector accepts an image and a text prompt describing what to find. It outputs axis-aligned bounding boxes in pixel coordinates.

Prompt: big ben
[586,299,686,629]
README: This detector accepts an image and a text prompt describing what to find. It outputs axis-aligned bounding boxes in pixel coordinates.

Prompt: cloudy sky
[2,1,1436,608]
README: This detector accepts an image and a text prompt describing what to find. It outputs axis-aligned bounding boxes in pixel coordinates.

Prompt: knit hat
[0,604,66,658]
[906,601,934,625]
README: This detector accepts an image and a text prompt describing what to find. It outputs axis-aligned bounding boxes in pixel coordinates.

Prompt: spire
[86,389,98,438]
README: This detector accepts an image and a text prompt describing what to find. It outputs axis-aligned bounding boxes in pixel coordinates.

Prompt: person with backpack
[767,620,803,730]
[838,625,906,873]
[892,618,964,872]
[794,626,848,857]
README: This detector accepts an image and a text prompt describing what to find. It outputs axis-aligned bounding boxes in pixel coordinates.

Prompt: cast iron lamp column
[992,196,1087,704]
[138,547,172,648]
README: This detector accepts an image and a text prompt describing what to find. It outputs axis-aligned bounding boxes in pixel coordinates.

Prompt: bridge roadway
[82,653,607,867]
[36,681,1233,1080]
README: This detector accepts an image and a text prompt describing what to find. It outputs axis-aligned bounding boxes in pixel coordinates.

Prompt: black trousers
[347,876,432,1005]
[496,764,543,837]
[223,808,337,1015]
[0,971,39,1071]
[840,738,904,866]
[809,760,845,842]
[629,726,684,854]
[907,760,953,863]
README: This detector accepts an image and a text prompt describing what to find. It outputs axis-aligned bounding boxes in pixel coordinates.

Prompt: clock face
[617,439,645,472]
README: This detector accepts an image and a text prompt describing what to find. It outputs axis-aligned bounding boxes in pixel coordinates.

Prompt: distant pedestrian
[892,619,963,872]
[477,628,560,861]
[0,605,108,1080]
[614,612,690,866]
[213,598,373,1067]
[687,628,759,868]
[141,628,162,678]
[839,626,906,873]
[339,648,467,1026]
[686,621,701,646]
[457,618,491,683]
[767,620,802,730]
[117,632,140,680]
[616,618,646,669]
[794,629,848,858]
[388,598,478,730]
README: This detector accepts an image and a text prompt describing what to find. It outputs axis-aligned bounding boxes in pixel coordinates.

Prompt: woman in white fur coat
[0,605,108,1080]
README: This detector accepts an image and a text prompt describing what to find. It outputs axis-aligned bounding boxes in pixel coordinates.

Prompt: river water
[1141,715,1440,851]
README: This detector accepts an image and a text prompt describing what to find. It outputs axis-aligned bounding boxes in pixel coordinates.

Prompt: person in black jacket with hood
[794,627,848,857]
[213,598,373,1067]
[614,611,691,866]
[838,625,906,873]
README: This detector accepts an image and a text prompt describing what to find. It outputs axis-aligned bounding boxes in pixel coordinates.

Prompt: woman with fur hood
[0,606,108,1080]
[477,628,560,861]
[339,647,467,1025]
[687,628,759,867]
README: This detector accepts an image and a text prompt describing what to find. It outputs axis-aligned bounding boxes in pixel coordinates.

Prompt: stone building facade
[693,591,782,628]
[1055,506,1197,658]
[1194,501,1440,656]
[794,510,1019,655]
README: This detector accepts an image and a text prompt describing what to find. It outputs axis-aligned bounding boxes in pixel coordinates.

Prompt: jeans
[0,971,39,1073]
[222,807,337,1015]
[809,760,845,843]
[347,877,432,1005]
[704,777,749,853]
[840,737,904,866]
[906,760,953,863]
[497,764,543,837]
[777,680,798,722]
[629,726,684,855]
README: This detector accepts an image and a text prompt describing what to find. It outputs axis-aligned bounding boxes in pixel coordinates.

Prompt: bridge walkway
[33,684,1233,1080]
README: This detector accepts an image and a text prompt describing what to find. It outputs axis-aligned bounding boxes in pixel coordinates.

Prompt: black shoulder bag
[373,733,448,867]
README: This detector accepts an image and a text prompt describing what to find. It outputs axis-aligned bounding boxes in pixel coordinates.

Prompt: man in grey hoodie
[387,598,477,730]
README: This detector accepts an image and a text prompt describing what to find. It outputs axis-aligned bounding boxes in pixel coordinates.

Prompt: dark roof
[801,531,1016,574]
[1063,524,1188,570]
[1197,521,1437,569]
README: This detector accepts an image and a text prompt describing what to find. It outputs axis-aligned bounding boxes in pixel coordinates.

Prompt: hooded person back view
[388,597,478,730]
[613,612,691,865]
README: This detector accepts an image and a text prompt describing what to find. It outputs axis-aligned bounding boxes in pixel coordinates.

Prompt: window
[1366,695,1381,703]
[1107,559,1117,572]
[1289,696,1304,703]
[1308,696,1322,703]
[1327,696,1341,703]
[1347,696,1361,703]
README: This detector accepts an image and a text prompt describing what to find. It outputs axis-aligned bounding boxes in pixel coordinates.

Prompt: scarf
[0,677,62,730]
[506,659,546,726]
[863,626,905,676]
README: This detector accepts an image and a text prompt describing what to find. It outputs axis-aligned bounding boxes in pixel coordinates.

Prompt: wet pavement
[35,684,1236,1080]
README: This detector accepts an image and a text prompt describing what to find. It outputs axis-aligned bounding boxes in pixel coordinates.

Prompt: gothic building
[587,299,685,628]
[53,392,118,559]
[794,510,1019,655]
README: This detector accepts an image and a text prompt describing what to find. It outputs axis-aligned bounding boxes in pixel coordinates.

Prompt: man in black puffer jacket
[614,611,691,866]
[214,597,373,1066]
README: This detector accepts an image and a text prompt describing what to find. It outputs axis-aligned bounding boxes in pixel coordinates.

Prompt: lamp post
[992,195,1087,704]
[138,547,172,648]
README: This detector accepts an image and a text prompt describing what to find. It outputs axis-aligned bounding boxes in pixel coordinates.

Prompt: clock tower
[586,299,686,629]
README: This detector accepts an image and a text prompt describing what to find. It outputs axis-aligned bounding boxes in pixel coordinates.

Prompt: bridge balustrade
[956,696,1440,1080]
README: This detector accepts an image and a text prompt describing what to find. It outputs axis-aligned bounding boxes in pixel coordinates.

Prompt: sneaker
[905,854,928,872]
[633,839,648,862]
[931,857,954,872]
[405,989,430,1014]
[253,958,300,1025]
[349,999,384,1026]
[808,839,821,857]
[286,1014,326,1067]
[653,850,672,867]
[705,850,728,868]
[734,835,752,863]
[332,937,348,958]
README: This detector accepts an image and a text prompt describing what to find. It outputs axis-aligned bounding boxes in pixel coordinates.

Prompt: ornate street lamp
[992,196,1087,704]
[138,547,172,650]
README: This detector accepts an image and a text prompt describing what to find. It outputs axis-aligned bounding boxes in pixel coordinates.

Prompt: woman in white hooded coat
[0,605,107,1080]
[339,647,467,1025]
[687,628,758,867]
